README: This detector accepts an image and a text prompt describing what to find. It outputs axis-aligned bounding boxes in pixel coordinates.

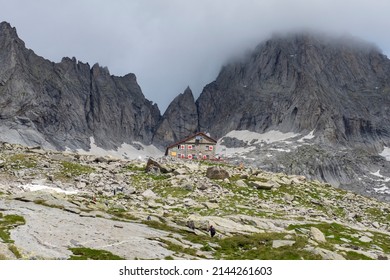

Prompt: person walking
[209,225,216,237]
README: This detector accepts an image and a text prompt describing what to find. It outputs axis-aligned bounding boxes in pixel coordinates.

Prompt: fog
[1,0,390,112]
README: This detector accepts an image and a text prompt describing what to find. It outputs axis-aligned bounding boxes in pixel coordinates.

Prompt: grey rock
[249,181,273,190]
[310,227,326,243]
[359,236,373,243]
[153,87,198,148]
[272,240,296,248]
[0,22,160,151]
[206,166,230,180]
[236,180,248,188]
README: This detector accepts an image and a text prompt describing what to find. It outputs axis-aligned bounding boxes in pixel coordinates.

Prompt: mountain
[0,21,160,151]
[161,33,390,201]
[153,86,198,148]
[2,21,390,201]
[196,33,390,147]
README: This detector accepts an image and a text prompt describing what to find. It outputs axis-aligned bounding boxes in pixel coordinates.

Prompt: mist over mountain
[159,32,390,201]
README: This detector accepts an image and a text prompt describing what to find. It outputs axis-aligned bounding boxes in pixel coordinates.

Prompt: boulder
[142,189,158,199]
[206,166,230,180]
[359,236,372,243]
[249,181,273,190]
[272,240,296,248]
[236,180,248,188]
[145,158,170,174]
[310,227,326,243]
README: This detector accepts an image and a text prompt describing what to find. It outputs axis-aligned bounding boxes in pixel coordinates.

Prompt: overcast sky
[1,0,390,112]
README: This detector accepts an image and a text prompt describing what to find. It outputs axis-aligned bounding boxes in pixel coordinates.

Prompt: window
[188,154,193,159]
[181,154,185,159]
[205,145,209,150]
[188,145,193,150]
[209,145,214,151]
[180,145,185,150]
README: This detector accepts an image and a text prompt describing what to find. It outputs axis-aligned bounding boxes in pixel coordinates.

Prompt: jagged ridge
[0,21,160,151]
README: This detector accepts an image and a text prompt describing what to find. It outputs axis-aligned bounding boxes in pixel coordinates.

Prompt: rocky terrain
[0,142,389,260]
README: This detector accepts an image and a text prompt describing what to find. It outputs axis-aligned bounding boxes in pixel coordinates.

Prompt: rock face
[196,33,390,148]
[153,87,198,148]
[192,33,390,201]
[0,22,160,151]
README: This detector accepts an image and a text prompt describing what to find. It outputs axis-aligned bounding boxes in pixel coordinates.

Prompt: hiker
[209,225,216,237]
[188,220,195,231]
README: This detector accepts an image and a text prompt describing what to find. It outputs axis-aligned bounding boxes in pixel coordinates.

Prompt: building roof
[165,132,217,155]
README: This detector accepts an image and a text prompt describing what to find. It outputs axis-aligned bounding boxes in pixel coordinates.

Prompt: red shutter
[188,154,193,159]
[209,146,213,151]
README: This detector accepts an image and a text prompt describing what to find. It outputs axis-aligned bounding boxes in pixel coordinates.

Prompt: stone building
[165,132,217,160]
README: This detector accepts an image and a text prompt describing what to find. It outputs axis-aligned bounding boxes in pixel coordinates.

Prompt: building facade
[165,132,217,160]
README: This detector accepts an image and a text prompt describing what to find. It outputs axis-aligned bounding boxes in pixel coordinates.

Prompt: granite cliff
[0,22,160,151]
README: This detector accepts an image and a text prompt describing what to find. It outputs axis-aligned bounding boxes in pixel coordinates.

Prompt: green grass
[107,208,137,221]
[59,161,94,178]
[214,232,321,260]
[153,186,192,199]
[161,239,197,256]
[68,247,125,260]
[287,222,390,257]
[8,244,22,259]
[6,154,37,169]
[123,164,145,172]
[0,213,26,243]
[344,251,373,260]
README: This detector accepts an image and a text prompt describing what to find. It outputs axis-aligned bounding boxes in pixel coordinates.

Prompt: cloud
[1,0,390,112]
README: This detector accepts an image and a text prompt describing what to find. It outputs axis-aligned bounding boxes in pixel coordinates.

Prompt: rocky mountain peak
[0,21,19,39]
[196,32,390,146]
[153,86,198,148]
[0,22,161,151]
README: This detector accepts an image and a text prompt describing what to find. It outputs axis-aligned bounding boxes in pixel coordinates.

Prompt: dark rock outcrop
[206,166,229,180]
[0,21,160,150]
[153,86,198,148]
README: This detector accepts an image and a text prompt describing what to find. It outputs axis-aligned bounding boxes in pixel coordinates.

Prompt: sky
[1,0,390,113]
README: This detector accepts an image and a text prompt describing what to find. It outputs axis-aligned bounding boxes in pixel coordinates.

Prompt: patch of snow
[216,146,256,158]
[369,169,390,182]
[20,184,78,195]
[374,185,390,194]
[269,148,291,153]
[370,170,384,178]
[217,130,299,158]
[221,130,299,145]
[76,137,163,160]
[297,130,315,143]
[380,146,390,161]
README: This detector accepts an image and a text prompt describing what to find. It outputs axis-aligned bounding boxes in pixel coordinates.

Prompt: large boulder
[145,158,170,174]
[206,166,229,180]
